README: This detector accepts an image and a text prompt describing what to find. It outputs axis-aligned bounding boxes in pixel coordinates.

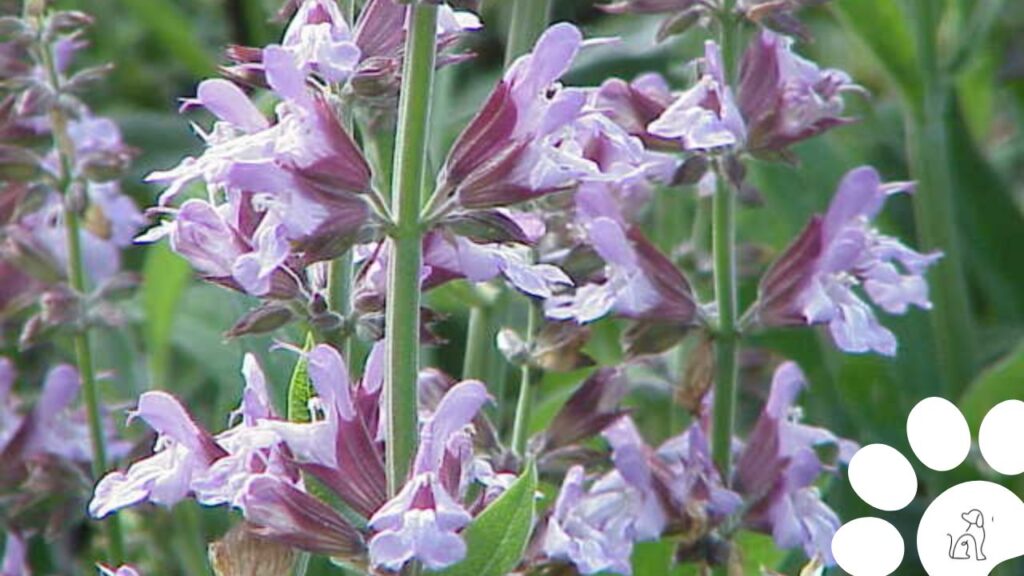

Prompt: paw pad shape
[831,398,1024,576]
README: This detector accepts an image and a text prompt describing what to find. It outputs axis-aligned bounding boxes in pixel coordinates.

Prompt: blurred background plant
[0,0,1021,574]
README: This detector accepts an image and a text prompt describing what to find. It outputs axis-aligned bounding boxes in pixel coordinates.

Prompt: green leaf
[288,333,317,423]
[834,0,923,104]
[142,243,192,386]
[433,461,538,576]
[960,340,1024,433]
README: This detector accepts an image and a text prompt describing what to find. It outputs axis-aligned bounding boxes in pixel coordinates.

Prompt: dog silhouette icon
[948,509,987,561]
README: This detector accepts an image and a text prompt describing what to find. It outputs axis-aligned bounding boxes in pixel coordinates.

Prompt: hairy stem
[710,162,739,481]
[504,0,552,460]
[511,301,540,457]
[384,3,438,496]
[905,0,975,394]
[505,0,552,66]
[709,0,742,481]
[38,31,125,565]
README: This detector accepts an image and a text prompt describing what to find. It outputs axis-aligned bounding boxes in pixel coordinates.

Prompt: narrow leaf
[288,333,317,423]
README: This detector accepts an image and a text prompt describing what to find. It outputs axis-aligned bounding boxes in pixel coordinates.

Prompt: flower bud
[226,303,296,339]
[0,145,43,182]
[496,328,529,367]
[209,524,297,576]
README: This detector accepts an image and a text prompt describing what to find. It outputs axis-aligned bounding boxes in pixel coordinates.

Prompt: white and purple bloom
[279,0,361,83]
[423,230,573,299]
[648,41,746,151]
[543,415,736,576]
[735,362,857,564]
[738,31,860,157]
[546,214,698,325]
[367,380,491,571]
[0,361,128,477]
[348,0,481,98]
[1,113,142,286]
[592,73,677,150]
[354,219,572,311]
[1,531,30,576]
[756,167,942,355]
[438,22,593,209]
[227,0,481,99]
[257,342,389,518]
[142,46,373,292]
[89,354,298,518]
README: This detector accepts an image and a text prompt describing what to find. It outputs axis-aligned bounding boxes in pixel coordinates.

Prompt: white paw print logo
[832,398,1024,575]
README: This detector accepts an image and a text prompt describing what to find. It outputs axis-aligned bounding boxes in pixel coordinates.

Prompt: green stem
[710,162,739,482]
[511,301,539,457]
[462,303,492,382]
[38,31,125,565]
[905,0,975,395]
[505,0,552,66]
[383,3,438,496]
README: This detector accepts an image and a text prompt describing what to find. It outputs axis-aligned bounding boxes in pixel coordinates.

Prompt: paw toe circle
[907,397,971,471]
[979,400,1024,475]
[849,444,917,511]
[832,517,904,576]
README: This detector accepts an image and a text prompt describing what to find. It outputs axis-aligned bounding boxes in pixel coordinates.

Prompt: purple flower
[367,380,490,571]
[259,342,389,518]
[738,31,860,156]
[757,167,941,355]
[7,179,142,286]
[89,354,297,518]
[354,220,571,309]
[348,0,481,99]
[546,215,697,325]
[143,48,373,278]
[565,109,678,213]
[657,423,742,520]
[735,362,857,564]
[67,115,135,179]
[1,531,29,576]
[423,231,573,299]
[137,198,300,298]
[649,41,746,150]
[439,23,592,209]
[543,418,669,576]
[543,466,635,575]
[237,475,366,557]
[0,363,128,473]
[592,73,677,150]
[89,392,228,518]
[280,0,361,83]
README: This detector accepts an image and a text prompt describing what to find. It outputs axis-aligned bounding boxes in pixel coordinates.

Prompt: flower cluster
[0,12,142,345]
[0,358,128,562]
[539,362,854,574]
[90,343,502,572]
